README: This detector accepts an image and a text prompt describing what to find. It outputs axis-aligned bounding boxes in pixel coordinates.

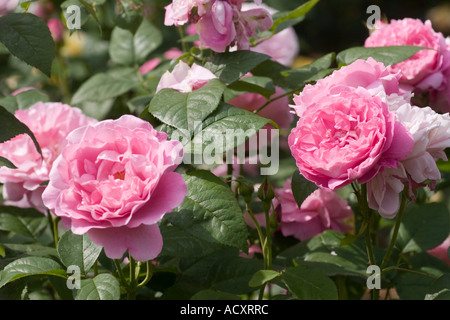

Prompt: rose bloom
[367,103,450,218]
[275,180,354,241]
[365,18,450,91]
[429,37,450,113]
[156,60,217,93]
[138,57,162,75]
[42,115,187,262]
[47,18,64,43]
[0,102,97,213]
[289,58,414,191]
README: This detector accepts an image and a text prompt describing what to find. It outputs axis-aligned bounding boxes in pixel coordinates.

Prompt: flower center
[113,170,126,180]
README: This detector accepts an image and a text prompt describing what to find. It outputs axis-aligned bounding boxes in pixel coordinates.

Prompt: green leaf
[109,26,135,66]
[204,51,271,85]
[0,256,66,288]
[133,19,162,64]
[425,274,450,300]
[160,224,223,258]
[0,89,50,112]
[0,13,54,76]
[0,105,42,157]
[396,203,450,253]
[0,157,17,169]
[165,170,249,251]
[248,270,281,287]
[282,265,338,300]
[148,79,226,136]
[57,230,103,275]
[336,46,426,67]
[291,169,318,208]
[71,69,140,104]
[227,76,275,100]
[0,213,47,240]
[75,273,120,300]
[270,0,319,33]
[187,102,271,156]
[182,248,263,294]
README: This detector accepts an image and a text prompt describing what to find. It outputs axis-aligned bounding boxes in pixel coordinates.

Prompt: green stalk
[380,193,407,270]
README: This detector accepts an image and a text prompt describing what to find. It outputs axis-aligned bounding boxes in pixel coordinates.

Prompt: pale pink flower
[428,37,450,113]
[156,60,217,93]
[164,0,211,26]
[365,18,450,91]
[367,103,450,218]
[163,47,184,60]
[195,0,236,52]
[428,236,450,265]
[276,180,354,241]
[0,102,97,212]
[138,58,162,75]
[289,58,414,191]
[42,115,187,261]
[0,0,18,16]
[233,6,273,51]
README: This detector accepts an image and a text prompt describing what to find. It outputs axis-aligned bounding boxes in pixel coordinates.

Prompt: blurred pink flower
[156,60,216,93]
[0,102,97,213]
[163,47,184,60]
[0,0,18,16]
[276,180,354,241]
[138,58,162,75]
[289,58,414,191]
[42,115,187,261]
[47,18,64,43]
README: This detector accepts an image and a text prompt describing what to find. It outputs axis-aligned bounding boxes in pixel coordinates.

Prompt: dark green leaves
[165,170,249,252]
[336,46,426,67]
[291,170,318,208]
[0,13,54,76]
[75,274,120,300]
[109,19,162,66]
[71,68,140,105]
[204,51,271,85]
[0,257,66,288]
[282,266,338,300]
[270,0,320,33]
[396,203,450,254]
[0,105,42,157]
[149,79,226,136]
[57,230,103,275]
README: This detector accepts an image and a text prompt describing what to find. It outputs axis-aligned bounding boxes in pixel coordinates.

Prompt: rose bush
[0,0,449,303]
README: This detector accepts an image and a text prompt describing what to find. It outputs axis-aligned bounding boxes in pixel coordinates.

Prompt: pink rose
[429,37,450,113]
[164,0,211,26]
[41,115,187,261]
[234,7,273,51]
[156,60,217,93]
[289,58,414,190]
[428,236,450,265]
[367,103,450,217]
[0,102,97,212]
[195,0,236,52]
[365,18,450,90]
[0,0,18,16]
[275,180,354,241]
